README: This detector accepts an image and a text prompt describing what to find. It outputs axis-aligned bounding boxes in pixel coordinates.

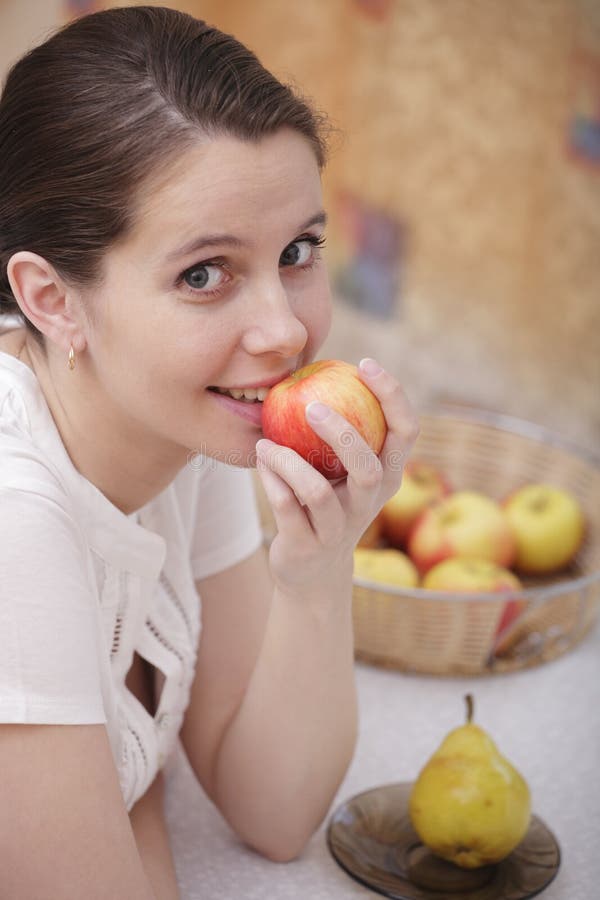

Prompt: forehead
[126,129,323,255]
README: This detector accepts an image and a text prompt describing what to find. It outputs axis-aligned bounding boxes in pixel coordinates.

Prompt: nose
[241,278,308,358]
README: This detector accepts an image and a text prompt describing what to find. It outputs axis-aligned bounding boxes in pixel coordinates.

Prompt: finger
[256,438,345,547]
[305,401,384,503]
[356,358,419,485]
[255,450,315,543]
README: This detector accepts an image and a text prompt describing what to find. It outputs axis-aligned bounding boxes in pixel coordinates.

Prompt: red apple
[261,360,387,480]
[381,461,452,548]
[408,490,516,575]
[503,483,585,574]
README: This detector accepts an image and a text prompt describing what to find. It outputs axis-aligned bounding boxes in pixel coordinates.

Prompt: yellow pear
[409,695,531,868]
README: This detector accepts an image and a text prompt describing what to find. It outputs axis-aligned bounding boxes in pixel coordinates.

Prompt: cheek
[311,303,332,353]
[302,268,333,353]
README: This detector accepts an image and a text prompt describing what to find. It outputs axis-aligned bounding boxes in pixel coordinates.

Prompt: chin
[189,438,259,470]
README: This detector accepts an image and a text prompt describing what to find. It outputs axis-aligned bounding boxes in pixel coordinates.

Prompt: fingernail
[359,358,383,377]
[306,401,330,422]
[255,439,271,455]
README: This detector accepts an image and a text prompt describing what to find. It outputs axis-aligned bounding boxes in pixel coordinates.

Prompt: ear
[6,251,87,353]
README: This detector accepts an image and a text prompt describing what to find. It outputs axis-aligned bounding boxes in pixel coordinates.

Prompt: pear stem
[465,693,474,723]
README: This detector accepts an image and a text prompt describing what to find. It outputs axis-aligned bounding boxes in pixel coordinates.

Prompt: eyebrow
[163,210,328,264]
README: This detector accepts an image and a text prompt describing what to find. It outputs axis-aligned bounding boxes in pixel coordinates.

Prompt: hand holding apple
[261,360,387,480]
[255,359,419,599]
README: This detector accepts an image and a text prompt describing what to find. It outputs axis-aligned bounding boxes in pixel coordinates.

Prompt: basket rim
[420,403,600,469]
[352,568,600,601]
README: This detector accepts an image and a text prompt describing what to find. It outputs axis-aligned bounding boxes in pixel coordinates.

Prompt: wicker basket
[252,407,600,676]
[354,407,600,675]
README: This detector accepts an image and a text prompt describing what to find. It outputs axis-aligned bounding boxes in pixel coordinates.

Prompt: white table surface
[165,621,600,900]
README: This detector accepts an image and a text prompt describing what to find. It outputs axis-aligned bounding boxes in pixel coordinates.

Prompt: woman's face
[81,128,332,467]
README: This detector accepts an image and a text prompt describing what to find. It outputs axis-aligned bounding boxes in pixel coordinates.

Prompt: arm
[180,544,357,862]
[180,362,418,862]
[0,477,167,897]
[129,771,180,900]
[0,723,158,900]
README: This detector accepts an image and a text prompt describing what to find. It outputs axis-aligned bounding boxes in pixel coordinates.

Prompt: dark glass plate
[327,782,560,900]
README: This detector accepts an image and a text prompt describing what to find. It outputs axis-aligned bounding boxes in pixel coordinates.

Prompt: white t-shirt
[0,349,263,810]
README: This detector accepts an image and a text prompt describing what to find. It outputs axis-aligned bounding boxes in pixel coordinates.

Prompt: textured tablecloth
[165,621,600,900]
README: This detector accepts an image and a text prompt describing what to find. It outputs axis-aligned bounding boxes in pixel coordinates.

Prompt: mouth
[206,368,295,404]
[207,385,269,404]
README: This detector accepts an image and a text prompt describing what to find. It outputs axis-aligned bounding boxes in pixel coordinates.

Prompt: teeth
[214,386,270,402]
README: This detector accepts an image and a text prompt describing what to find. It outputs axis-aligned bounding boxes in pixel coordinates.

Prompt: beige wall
[3,0,599,453]
[0,0,62,81]
[177,0,600,454]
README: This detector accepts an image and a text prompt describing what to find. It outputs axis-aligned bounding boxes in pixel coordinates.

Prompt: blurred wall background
[0,0,62,71]
[2,0,599,451]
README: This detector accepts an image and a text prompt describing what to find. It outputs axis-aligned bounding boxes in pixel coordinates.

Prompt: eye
[177,262,230,298]
[279,234,326,269]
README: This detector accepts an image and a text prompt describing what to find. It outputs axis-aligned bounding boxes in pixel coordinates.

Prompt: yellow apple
[503,483,585,574]
[408,491,516,575]
[381,461,452,548]
[422,558,526,652]
[353,546,419,589]
[422,558,523,593]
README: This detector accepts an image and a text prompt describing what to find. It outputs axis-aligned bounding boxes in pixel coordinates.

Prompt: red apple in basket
[381,461,452,548]
[408,491,516,575]
[261,360,387,480]
[422,557,527,653]
[503,483,585,575]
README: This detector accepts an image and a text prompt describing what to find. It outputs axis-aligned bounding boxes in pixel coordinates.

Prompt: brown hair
[0,5,329,346]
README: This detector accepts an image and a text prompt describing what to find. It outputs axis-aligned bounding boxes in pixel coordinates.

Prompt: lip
[208,389,265,426]
[208,368,295,391]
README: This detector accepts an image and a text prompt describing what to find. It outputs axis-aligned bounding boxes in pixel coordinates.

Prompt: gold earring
[68,345,75,370]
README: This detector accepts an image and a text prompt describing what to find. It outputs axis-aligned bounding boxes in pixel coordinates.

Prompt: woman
[0,6,417,898]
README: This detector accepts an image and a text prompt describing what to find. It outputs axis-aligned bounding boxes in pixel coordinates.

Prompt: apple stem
[465,693,474,724]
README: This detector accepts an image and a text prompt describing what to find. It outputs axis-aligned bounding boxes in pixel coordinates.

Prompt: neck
[26,338,186,515]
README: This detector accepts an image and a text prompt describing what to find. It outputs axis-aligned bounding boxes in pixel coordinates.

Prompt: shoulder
[163,456,264,581]
[169,454,258,521]
[0,378,84,560]
[1,410,72,514]
[1,341,75,505]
